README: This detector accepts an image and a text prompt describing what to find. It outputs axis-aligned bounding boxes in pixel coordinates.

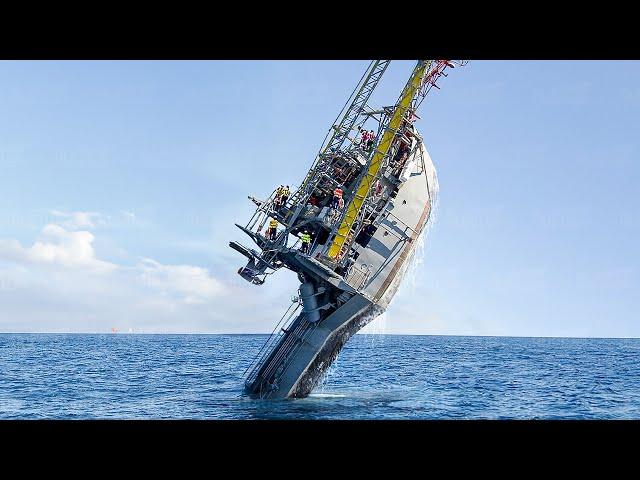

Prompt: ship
[230,60,465,399]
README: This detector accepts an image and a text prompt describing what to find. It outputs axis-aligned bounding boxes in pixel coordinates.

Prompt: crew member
[300,230,312,255]
[360,129,370,149]
[355,125,365,146]
[331,186,343,209]
[274,185,284,208]
[366,130,375,151]
[268,218,278,241]
[280,185,290,208]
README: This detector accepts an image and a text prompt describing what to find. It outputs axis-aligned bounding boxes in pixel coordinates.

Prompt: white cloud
[0,221,258,332]
[50,210,105,230]
[0,223,115,273]
[138,258,226,304]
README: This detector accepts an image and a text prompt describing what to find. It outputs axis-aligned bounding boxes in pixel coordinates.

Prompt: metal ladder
[244,301,302,387]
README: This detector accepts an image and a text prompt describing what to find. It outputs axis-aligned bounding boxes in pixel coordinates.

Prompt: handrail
[383,210,417,236]
[262,317,322,398]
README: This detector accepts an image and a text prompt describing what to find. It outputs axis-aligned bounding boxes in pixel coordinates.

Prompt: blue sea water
[1,333,639,419]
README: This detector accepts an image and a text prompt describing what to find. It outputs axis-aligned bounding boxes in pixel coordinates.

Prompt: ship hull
[243,141,437,399]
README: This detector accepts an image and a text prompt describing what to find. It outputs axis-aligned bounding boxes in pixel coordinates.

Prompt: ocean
[1,333,639,419]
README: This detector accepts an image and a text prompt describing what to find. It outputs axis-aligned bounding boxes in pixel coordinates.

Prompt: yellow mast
[327,60,431,260]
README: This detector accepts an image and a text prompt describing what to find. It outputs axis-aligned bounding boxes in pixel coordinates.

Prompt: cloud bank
[0,211,274,333]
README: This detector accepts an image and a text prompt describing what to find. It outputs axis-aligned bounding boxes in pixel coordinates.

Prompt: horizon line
[1,332,638,340]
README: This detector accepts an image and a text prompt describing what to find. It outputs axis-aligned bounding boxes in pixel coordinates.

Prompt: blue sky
[0,60,638,336]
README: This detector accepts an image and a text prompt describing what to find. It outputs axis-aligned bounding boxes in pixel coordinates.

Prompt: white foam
[384,159,440,305]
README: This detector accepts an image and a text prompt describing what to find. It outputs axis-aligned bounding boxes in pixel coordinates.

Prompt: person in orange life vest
[360,129,370,148]
[331,186,343,209]
[366,130,375,151]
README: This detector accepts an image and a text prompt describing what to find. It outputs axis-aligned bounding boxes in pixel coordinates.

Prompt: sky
[0,60,638,337]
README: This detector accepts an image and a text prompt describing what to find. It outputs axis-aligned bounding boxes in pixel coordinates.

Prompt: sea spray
[380,165,439,308]
[379,164,439,342]
[360,311,388,348]
[317,353,341,393]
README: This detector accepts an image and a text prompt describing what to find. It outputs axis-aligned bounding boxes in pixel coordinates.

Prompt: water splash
[308,393,346,398]
[360,311,388,348]
[381,165,440,308]
[401,177,439,293]
[317,354,342,393]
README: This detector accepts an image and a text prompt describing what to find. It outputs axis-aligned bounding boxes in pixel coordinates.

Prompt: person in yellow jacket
[280,185,290,208]
[300,230,312,255]
[267,218,278,241]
